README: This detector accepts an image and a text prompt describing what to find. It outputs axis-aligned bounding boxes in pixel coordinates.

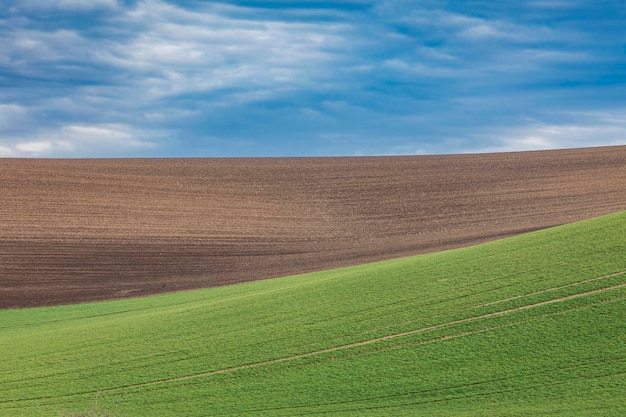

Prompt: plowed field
[1,146,625,308]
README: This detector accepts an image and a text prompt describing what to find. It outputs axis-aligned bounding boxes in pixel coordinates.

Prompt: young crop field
[0,211,624,416]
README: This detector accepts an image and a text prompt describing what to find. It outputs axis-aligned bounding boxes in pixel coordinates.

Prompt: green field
[1,212,625,416]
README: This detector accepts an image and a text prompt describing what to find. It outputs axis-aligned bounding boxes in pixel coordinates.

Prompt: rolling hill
[1,145,625,308]
[0,211,624,416]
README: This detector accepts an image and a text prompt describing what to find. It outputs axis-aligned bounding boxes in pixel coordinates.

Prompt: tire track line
[119,279,626,391]
[371,294,626,357]
[350,270,626,339]
[471,271,625,310]
[2,278,624,406]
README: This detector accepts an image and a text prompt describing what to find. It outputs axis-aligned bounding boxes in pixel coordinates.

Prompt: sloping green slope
[1,212,625,416]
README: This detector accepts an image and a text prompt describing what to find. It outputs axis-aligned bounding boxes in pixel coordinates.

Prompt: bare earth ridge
[1,146,625,309]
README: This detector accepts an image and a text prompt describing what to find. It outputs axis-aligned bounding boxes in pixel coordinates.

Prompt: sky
[1,0,625,157]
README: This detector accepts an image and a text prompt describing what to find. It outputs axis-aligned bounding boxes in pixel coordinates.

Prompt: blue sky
[1,0,625,157]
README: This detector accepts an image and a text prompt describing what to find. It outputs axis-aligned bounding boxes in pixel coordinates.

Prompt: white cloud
[455,19,553,43]
[2,0,623,157]
[5,0,347,100]
[526,0,582,8]
[0,104,29,130]
[395,8,559,45]
[416,45,457,62]
[1,124,159,157]
[14,0,118,12]
[0,145,15,157]
[0,0,352,156]
[477,112,626,153]
[5,29,88,63]
[92,0,347,101]
[383,58,461,78]
[459,24,506,40]
[517,48,592,63]
[57,0,118,10]
[16,140,59,154]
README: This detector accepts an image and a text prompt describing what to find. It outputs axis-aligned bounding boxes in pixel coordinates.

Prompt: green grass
[1,211,625,416]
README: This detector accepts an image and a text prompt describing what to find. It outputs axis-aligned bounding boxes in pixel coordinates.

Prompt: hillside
[0,211,624,416]
[1,145,625,308]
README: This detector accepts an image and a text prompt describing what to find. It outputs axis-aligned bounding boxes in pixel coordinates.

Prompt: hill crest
[1,145,625,308]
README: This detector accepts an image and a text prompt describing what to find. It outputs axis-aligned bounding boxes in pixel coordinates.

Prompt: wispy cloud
[476,110,626,153]
[478,123,626,154]
[525,0,584,9]
[1,123,159,157]
[1,0,353,156]
[0,0,624,156]
[107,1,348,97]
[11,0,119,13]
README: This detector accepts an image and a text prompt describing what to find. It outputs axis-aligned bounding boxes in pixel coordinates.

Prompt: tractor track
[2,272,623,407]
[105,275,626,392]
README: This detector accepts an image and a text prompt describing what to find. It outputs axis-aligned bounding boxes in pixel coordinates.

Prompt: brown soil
[1,146,625,309]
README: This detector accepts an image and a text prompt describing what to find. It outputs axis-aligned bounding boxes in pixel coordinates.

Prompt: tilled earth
[1,146,625,308]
